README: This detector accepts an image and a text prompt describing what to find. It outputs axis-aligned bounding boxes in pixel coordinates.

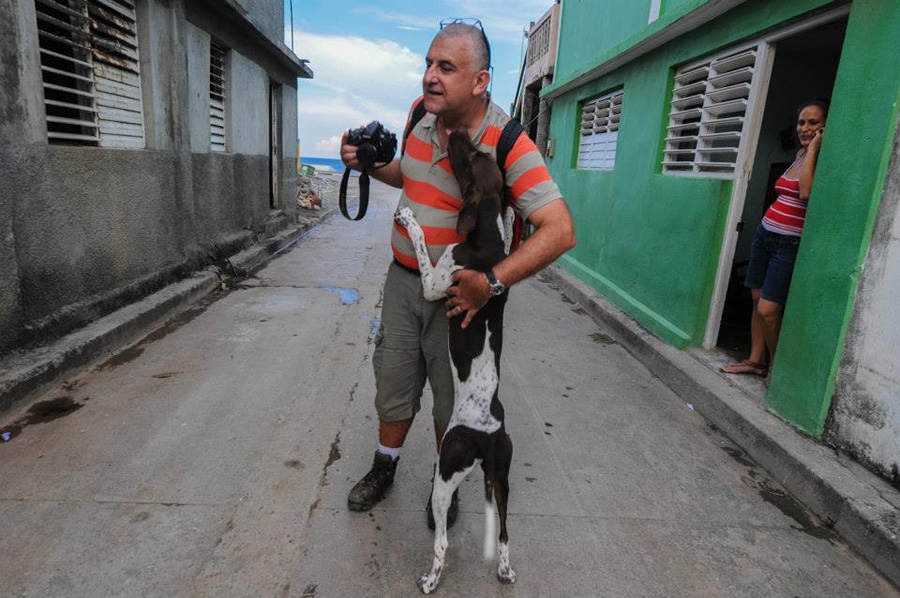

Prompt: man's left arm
[447,198,576,328]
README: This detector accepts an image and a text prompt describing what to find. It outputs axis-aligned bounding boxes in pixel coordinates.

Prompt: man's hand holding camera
[341,121,396,173]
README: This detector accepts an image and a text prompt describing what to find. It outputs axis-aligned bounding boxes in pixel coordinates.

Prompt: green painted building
[543,0,900,480]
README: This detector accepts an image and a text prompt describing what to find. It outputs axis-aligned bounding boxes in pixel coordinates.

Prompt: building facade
[0,0,311,354]
[543,0,900,481]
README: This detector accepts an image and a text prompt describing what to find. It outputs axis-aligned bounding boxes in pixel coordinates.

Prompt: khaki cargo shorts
[373,261,454,431]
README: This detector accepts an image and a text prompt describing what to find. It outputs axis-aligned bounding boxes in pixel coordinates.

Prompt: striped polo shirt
[391,98,562,270]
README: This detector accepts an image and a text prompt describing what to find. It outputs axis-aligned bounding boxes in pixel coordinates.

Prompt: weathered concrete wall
[0,0,302,353]
[232,0,284,48]
[831,127,900,483]
[281,83,299,214]
[230,52,269,156]
[0,0,46,348]
[185,22,212,153]
[11,147,186,323]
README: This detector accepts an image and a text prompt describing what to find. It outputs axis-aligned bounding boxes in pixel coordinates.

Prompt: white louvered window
[34,0,144,147]
[577,89,623,170]
[210,40,227,152]
[663,46,760,176]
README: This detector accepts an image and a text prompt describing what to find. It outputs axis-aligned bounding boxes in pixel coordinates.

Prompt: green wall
[767,0,900,435]
[549,0,900,435]
[549,0,836,347]
[554,0,707,96]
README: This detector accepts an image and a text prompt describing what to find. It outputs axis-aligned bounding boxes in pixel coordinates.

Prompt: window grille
[663,46,759,175]
[35,0,144,147]
[577,89,623,170]
[210,40,227,152]
[527,17,551,66]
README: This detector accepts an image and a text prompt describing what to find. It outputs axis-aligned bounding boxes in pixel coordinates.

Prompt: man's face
[422,34,486,117]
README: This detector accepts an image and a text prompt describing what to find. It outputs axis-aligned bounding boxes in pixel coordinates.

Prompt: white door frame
[702,5,852,348]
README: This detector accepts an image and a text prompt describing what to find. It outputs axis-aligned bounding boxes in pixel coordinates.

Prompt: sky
[283,0,556,158]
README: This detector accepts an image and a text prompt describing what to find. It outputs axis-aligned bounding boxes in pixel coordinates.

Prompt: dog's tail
[483,478,496,560]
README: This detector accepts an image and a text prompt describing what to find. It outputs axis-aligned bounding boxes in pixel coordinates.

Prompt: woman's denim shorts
[744,225,801,305]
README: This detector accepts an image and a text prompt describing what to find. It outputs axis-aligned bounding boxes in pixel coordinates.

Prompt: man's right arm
[340,130,403,189]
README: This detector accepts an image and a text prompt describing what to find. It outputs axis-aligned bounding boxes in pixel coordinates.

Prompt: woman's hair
[798,98,830,120]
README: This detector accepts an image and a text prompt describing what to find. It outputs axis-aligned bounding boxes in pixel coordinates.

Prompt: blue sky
[283,0,556,158]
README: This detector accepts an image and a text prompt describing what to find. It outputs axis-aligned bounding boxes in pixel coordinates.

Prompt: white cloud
[288,1,556,157]
[353,8,436,30]
[314,134,343,156]
[291,29,424,157]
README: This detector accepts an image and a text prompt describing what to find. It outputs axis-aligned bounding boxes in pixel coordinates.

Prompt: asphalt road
[1,179,896,597]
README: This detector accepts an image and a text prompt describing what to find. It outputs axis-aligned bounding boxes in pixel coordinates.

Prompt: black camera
[347,121,397,169]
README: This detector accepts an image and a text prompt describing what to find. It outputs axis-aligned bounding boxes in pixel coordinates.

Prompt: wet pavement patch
[95,296,219,372]
[723,442,834,541]
[324,287,359,305]
[0,396,84,443]
[755,478,833,540]
[721,445,756,468]
[590,331,616,345]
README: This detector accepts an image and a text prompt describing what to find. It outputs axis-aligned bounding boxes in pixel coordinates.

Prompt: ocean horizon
[300,156,344,172]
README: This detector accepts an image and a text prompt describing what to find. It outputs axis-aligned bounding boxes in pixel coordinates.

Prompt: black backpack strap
[402,99,428,154]
[496,118,527,252]
[496,118,525,176]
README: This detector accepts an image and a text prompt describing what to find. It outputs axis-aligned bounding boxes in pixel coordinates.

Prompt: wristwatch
[485,269,506,297]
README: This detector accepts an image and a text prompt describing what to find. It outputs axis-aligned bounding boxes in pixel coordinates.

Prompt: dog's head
[448,130,504,238]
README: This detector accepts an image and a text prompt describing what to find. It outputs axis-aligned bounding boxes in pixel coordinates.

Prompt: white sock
[377,444,400,461]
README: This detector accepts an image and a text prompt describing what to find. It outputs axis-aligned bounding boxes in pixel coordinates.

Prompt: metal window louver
[35,0,144,147]
[663,46,759,175]
[577,89,623,170]
[210,40,227,152]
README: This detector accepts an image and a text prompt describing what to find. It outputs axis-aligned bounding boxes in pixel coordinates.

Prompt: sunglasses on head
[439,17,492,70]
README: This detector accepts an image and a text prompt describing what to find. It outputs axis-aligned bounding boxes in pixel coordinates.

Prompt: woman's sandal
[720,359,768,377]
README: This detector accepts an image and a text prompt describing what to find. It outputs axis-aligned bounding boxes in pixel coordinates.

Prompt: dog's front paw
[418,571,441,594]
[497,564,516,585]
[394,206,414,228]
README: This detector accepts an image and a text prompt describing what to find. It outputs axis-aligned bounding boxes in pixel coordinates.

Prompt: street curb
[0,209,335,420]
[543,264,900,588]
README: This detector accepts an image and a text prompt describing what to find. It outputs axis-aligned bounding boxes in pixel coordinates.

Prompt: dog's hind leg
[418,460,478,594]
[494,433,516,584]
[483,473,496,560]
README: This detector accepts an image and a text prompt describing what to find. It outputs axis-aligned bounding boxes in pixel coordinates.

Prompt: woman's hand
[809,128,824,153]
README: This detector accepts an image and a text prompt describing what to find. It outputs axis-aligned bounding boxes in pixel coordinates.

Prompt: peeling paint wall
[831,127,900,484]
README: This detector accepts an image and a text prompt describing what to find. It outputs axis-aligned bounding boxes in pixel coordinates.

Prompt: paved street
[0,179,896,597]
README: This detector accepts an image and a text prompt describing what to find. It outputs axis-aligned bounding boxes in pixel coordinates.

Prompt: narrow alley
[0,180,895,597]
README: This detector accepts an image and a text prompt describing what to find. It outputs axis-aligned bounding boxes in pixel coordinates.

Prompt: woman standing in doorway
[721,99,829,385]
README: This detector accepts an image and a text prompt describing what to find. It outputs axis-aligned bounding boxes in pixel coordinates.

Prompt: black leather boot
[347,451,398,511]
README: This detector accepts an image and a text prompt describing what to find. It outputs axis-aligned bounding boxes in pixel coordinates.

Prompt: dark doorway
[717,17,848,357]
[269,81,283,209]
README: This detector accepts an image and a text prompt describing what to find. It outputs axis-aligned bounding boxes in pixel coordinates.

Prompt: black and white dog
[394,131,516,594]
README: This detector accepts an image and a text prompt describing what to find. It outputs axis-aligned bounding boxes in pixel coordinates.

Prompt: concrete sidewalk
[544,265,900,588]
[0,184,339,420]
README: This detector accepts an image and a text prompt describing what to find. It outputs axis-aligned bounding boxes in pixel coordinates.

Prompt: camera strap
[339,167,369,221]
